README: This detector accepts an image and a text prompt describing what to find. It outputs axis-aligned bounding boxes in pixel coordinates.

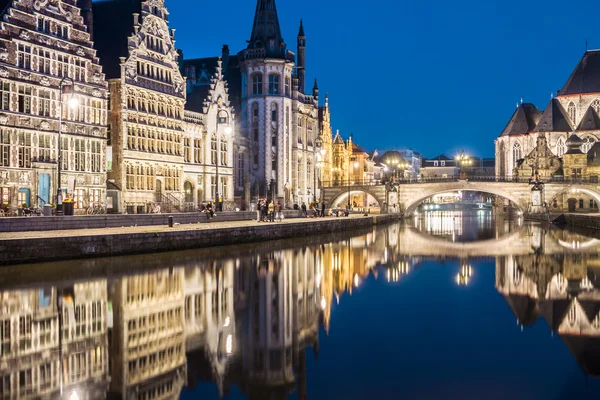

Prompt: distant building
[421,154,459,178]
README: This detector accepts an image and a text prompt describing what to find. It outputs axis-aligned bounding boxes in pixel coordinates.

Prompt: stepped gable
[501,103,541,136]
[578,106,600,131]
[93,0,142,79]
[559,50,600,96]
[534,98,573,132]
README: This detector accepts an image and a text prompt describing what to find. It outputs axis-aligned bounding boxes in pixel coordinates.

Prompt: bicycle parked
[86,203,107,215]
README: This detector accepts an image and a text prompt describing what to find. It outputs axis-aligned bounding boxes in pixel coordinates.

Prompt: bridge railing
[322,175,600,188]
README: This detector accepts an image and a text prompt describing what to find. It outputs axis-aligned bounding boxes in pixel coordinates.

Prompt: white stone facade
[0,0,109,211]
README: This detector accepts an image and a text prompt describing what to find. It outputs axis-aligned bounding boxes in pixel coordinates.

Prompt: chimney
[77,0,93,41]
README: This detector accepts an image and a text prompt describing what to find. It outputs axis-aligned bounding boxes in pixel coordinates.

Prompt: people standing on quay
[276,201,283,222]
[268,200,275,222]
[321,201,326,217]
[301,202,307,217]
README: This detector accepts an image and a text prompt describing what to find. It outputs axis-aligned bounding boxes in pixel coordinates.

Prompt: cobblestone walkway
[0,214,370,240]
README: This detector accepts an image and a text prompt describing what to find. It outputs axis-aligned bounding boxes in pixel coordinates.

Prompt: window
[557,138,566,157]
[592,99,600,115]
[18,369,32,396]
[268,74,280,95]
[221,176,228,199]
[61,137,68,170]
[210,176,216,201]
[440,161,445,166]
[582,137,595,153]
[210,134,217,165]
[271,104,278,122]
[0,320,10,355]
[568,102,576,124]
[57,54,68,78]
[0,81,9,111]
[285,77,290,96]
[252,74,263,95]
[38,134,50,161]
[17,44,31,69]
[579,199,584,209]
[38,89,51,117]
[18,86,31,114]
[18,316,32,351]
[37,17,50,33]
[220,136,227,166]
[193,138,202,163]
[37,49,51,74]
[0,130,9,167]
[18,132,31,168]
[39,318,51,347]
[433,161,438,167]
[91,100,102,125]
[238,153,245,187]
[512,142,522,167]
[91,141,101,172]
[75,139,85,171]
[590,199,597,209]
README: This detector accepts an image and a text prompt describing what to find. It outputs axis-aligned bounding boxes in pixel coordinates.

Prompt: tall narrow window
[91,141,101,172]
[285,77,290,96]
[568,102,576,124]
[17,44,31,70]
[38,89,51,117]
[556,138,566,157]
[512,142,522,167]
[238,153,244,187]
[0,81,9,111]
[18,86,31,114]
[220,135,227,166]
[268,74,280,95]
[91,100,102,125]
[210,134,217,165]
[252,74,263,95]
[38,134,50,161]
[18,132,31,168]
[0,130,9,167]
[75,139,86,171]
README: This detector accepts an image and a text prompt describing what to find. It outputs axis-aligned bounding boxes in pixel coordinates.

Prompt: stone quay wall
[0,214,400,266]
[0,210,302,233]
[558,214,600,230]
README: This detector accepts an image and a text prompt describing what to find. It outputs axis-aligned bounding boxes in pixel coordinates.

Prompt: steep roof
[559,50,600,96]
[428,154,452,161]
[578,106,600,131]
[351,142,368,155]
[501,103,541,136]
[587,142,600,165]
[333,132,344,144]
[247,0,286,58]
[182,55,242,113]
[93,0,142,79]
[534,98,573,132]
[503,294,540,326]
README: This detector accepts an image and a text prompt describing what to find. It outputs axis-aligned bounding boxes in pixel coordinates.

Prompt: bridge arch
[401,182,527,216]
[545,185,600,211]
[328,188,384,209]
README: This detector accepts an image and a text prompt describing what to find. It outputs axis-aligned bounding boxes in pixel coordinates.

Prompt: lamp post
[56,77,79,216]
[215,109,232,212]
[456,150,472,180]
[313,137,323,202]
[347,161,359,209]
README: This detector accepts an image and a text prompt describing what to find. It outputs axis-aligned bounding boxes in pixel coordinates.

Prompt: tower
[297,20,306,94]
[239,0,295,201]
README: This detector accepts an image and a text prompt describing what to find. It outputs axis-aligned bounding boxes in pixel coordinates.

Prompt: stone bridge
[322,179,600,216]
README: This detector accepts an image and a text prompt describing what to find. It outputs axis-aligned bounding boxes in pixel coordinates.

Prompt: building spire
[297,18,306,94]
[248,0,285,57]
[299,18,305,36]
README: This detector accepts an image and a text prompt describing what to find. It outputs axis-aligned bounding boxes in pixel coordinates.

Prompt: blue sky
[156,0,600,157]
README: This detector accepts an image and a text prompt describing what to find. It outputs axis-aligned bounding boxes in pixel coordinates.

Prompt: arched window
[512,142,522,167]
[556,138,566,157]
[210,134,217,165]
[568,102,576,124]
[568,304,577,326]
[592,99,600,114]
[268,74,280,95]
[582,136,595,153]
[252,73,263,95]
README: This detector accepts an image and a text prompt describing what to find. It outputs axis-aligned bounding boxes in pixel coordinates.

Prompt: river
[1,210,599,399]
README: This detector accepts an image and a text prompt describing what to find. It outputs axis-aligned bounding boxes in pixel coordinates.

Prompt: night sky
[119,0,600,158]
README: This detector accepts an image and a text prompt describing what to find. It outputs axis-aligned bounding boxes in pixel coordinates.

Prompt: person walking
[321,201,326,217]
[268,200,275,222]
[276,201,283,222]
[256,199,262,222]
[301,202,307,217]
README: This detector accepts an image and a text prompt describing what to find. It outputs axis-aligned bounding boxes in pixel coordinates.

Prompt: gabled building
[421,154,459,178]
[94,0,187,213]
[496,50,600,178]
[0,0,109,211]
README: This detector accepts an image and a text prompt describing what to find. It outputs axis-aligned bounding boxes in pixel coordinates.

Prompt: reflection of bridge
[321,178,600,215]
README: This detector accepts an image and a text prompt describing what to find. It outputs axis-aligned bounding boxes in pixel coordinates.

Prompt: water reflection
[1,217,600,398]
[414,210,516,242]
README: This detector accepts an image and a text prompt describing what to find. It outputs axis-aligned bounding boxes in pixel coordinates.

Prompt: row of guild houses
[0,0,373,214]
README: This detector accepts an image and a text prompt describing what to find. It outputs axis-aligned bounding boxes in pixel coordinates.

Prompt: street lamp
[456,150,472,179]
[347,161,359,209]
[56,78,79,215]
[215,109,232,212]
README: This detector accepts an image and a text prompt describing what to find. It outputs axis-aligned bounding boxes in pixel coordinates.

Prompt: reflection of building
[108,269,186,398]
[496,245,600,375]
[0,281,109,399]
[0,0,109,210]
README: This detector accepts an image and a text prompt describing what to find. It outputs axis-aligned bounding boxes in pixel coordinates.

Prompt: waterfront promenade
[0,214,400,265]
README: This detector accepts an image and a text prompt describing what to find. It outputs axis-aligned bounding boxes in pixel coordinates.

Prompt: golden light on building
[321,296,327,310]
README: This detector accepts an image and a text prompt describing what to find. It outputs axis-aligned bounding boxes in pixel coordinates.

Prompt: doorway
[38,173,50,205]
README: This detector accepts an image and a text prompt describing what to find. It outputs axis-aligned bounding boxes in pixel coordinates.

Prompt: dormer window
[440,161,445,166]
[433,161,438,167]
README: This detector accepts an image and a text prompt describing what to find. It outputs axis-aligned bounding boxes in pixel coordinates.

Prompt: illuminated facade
[108,269,186,399]
[94,0,187,213]
[0,281,109,400]
[0,0,109,210]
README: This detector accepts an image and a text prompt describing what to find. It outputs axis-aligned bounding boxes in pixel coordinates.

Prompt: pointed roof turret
[566,131,584,154]
[247,0,285,58]
[298,19,305,37]
[333,130,344,144]
[578,106,600,131]
[500,103,542,136]
[534,98,573,133]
